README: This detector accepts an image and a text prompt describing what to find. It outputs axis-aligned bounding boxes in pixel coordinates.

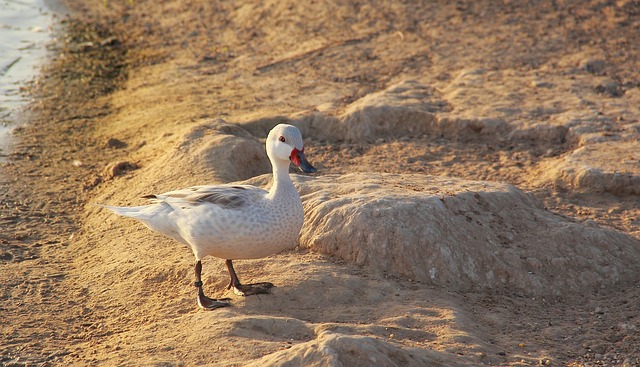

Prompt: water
[0,0,55,158]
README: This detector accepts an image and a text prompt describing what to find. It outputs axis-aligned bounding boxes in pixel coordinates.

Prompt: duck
[101,124,316,310]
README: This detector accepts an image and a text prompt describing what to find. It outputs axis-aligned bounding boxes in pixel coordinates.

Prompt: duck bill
[290,148,317,173]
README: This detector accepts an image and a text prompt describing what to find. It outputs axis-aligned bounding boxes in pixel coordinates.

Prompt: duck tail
[97,204,156,220]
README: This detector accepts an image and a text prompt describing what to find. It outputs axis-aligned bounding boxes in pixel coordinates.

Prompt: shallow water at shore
[0,0,54,158]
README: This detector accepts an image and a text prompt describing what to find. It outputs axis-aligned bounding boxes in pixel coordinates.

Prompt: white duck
[101,124,316,310]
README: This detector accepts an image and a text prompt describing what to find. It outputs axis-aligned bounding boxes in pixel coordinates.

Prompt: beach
[1,0,639,365]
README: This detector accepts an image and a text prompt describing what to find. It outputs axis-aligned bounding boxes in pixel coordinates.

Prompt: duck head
[266,124,316,173]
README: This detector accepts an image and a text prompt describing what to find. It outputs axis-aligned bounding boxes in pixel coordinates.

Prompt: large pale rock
[245,331,454,367]
[242,80,449,143]
[535,141,640,195]
[336,80,448,141]
[247,80,545,144]
[153,120,271,183]
[286,173,640,296]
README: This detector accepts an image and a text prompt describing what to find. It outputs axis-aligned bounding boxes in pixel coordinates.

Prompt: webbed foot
[194,260,232,310]
[197,293,231,310]
[230,282,274,296]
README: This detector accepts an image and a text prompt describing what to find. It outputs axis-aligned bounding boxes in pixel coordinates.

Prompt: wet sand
[0,0,54,156]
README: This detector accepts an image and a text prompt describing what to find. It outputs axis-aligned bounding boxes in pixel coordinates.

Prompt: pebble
[581,58,606,74]
[102,161,139,179]
[105,137,128,149]
[530,80,553,88]
[583,219,598,227]
[595,80,624,97]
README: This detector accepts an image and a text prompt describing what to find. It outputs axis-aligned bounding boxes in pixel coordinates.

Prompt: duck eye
[279,136,285,142]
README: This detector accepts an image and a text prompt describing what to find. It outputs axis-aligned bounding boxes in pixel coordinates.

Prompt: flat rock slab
[285,173,640,296]
[536,140,640,195]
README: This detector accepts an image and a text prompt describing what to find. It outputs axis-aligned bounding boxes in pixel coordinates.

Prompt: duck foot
[194,260,231,310]
[225,259,274,297]
[197,293,231,310]
[231,282,274,297]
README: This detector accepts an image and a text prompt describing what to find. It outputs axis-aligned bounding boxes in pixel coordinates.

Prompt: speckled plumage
[102,124,313,261]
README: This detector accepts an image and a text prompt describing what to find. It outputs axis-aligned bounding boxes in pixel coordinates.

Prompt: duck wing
[143,184,267,209]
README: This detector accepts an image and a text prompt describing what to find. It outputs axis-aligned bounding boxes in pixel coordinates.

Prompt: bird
[101,124,316,310]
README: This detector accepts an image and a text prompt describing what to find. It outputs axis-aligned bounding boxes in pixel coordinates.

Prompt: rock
[151,119,271,183]
[266,173,640,296]
[585,343,607,354]
[507,123,567,144]
[259,80,547,144]
[534,141,640,195]
[581,58,606,74]
[530,80,554,88]
[245,331,455,367]
[336,80,449,141]
[102,161,139,179]
[541,326,565,341]
[105,137,127,149]
[595,79,624,97]
[0,251,14,261]
[286,80,454,143]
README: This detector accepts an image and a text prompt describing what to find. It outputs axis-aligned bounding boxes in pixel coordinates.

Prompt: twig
[255,33,378,73]
[0,57,22,77]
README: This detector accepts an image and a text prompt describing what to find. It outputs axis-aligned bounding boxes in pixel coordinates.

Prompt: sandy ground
[2,0,640,366]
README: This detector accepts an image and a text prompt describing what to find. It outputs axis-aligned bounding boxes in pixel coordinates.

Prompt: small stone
[581,58,606,74]
[584,219,598,227]
[99,36,121,47]
[0,251,14,261]
[595,80,624,97]
[102,161,139,179]
[530,80,553,88]
[316,102,336,113]
[106,138,128,149]
[588,343,606,354]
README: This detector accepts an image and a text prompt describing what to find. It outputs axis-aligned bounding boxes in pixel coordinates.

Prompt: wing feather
[143,184,266,209]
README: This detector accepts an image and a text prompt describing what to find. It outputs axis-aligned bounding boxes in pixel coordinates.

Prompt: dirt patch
[2,0,640,366]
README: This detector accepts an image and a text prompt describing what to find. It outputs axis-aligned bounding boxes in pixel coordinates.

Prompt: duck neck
[269,161,295,198]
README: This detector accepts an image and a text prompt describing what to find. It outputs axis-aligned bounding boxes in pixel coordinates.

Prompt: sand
[1,0,639,366]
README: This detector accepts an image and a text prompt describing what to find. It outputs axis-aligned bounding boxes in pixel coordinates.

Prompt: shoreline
[2,0,640,365]
[0,0,56,159]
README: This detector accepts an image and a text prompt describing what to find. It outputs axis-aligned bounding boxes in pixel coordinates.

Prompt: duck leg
[225,259,274,296]
[194,260,231,310]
